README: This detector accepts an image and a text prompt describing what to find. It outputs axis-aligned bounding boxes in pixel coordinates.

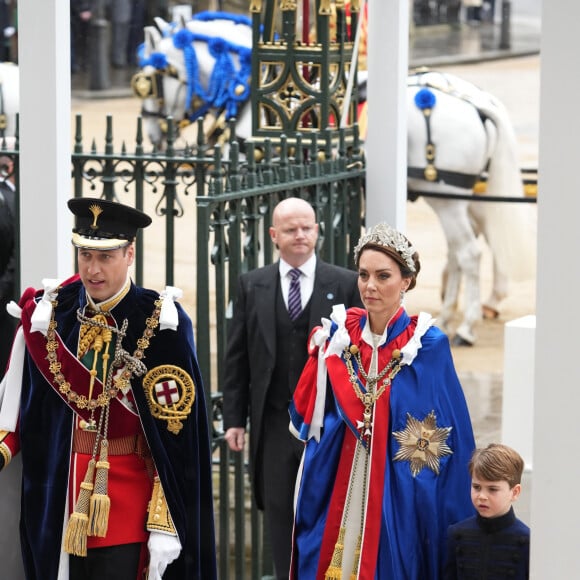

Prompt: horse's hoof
[451,334,474,347]
[482,305,500,319]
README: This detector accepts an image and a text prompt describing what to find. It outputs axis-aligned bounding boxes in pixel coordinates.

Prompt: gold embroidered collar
[86,276,131,313]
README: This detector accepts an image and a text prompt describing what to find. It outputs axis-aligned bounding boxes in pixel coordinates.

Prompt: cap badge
[89,204,104,230]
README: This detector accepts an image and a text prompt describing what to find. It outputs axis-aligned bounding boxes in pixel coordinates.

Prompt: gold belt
[72,429,150,457]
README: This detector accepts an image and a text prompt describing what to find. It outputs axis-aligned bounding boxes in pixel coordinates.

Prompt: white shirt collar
[279,254,317,279]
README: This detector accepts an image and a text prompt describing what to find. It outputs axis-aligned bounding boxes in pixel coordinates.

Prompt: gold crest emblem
[142,365,195,434]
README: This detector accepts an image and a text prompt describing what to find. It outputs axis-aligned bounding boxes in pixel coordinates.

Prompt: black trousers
[69,542,143,580]
[262,406,305,580]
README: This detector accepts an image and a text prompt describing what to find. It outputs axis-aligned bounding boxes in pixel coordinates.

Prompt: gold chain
[343,345,403,440]
[45,295,162,411]
[326,344,403,578]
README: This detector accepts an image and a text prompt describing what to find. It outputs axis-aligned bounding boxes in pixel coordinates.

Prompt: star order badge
[392,410,453,476]
[142,365,195,434]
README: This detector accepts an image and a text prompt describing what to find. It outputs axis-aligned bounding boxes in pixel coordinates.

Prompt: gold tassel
[100,328,112,382]
[87,333,103,402]
[325,567,342,580]
[325,527,346,580]
[63,458,96,556]
[88,440,111,537]
[349,534,362,580]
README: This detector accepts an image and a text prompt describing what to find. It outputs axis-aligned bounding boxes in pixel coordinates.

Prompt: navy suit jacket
[444,508,530,580]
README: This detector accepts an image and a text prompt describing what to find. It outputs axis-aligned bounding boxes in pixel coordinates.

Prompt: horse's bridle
[131,66,192,136]
[132,63,248,149]
[132,16,252,146]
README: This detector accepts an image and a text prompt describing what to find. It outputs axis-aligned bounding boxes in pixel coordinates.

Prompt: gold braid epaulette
[45,292,163,410]
[147,475,177,534]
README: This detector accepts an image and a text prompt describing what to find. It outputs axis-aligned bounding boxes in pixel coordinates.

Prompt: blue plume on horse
[415,88,436,110]
[209,37,227,55]
[173,29,202,116]
[173,27,195,50]
[137,48,169,70]
[171,24,251,121]
[207,37,251,117]
[193,10,252,28]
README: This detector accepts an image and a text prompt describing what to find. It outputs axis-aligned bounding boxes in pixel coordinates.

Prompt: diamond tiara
[353,223,416,272]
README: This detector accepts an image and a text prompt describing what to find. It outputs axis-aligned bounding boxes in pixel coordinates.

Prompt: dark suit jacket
[0,180,16,373]
[222,258,363,507]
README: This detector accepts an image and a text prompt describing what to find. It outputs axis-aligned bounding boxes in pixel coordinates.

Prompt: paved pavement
[70,15,541,526]
[410,14,541,68]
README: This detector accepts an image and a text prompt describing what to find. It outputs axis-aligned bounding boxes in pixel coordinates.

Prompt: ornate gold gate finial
[320,0,332,15]
[280,0,297,11]
[250,0,262,12]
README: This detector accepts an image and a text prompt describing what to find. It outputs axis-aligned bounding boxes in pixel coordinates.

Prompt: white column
[365,0,408,230]
[502,315,535,469]
[0,3,72,577]
[18,0,72,289]
[531,1,580,577]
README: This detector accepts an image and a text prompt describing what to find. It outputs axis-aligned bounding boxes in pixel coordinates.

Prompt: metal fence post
[89,0,111,90]
[499,0,511,50]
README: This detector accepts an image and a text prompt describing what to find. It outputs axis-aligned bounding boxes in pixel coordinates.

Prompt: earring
[400,290,406,302]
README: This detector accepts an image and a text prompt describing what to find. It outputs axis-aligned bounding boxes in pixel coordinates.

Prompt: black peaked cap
[68,197,152,249]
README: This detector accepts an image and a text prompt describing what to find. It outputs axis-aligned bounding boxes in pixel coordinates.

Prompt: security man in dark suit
[222,197,363,580]
[0,152,16,373]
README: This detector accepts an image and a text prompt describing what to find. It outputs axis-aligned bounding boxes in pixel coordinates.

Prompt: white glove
[147,532,182,580]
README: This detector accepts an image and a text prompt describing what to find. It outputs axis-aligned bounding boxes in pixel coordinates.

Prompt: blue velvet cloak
[17,279,216,580]
[290,308,475,579]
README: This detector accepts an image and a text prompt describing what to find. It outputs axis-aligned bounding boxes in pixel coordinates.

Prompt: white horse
[406,70,535,345]
[0,61,19,139]
[132,14,535,346]
[131,11,252,149]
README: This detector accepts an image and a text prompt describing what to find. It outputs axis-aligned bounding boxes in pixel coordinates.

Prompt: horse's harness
[132,61,191,134]
[408,69,495,190]
[131,14,252,145]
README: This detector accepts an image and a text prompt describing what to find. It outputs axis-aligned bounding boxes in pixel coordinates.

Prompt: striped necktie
[287,268,302,320]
